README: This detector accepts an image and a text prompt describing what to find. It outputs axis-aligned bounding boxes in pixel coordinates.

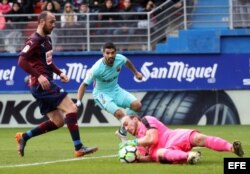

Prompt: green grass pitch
[0,125,249,174]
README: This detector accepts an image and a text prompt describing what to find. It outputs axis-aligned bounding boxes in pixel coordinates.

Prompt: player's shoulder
[91,58,103,72]
[116,53,127,60]
[26,33,41,45]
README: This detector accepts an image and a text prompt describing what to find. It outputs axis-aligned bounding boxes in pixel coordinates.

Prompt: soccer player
[76,42,142,142]
[121,115,244,164]
[16,11,98,157]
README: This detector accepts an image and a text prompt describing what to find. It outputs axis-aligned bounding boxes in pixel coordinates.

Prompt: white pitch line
[0,154,117,169]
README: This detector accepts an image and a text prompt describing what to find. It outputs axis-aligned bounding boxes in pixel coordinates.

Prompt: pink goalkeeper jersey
[136,116,195,161]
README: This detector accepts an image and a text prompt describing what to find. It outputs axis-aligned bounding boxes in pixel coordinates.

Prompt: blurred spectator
[60,2,83,51]
[112,0,119,8]
[117,0,124,10]
[0,11,5,30]
[34,0,43,14]
[73,0,90,11]
[0,0,11,14]
[76,2,89,50]
[88,0,100,37]
[137,0,156,28]
[0,11,6,51]
[20,0,34,20]
[133,0,148,11]
[78,1,89,23]
[89,0,99,12]
[113,0,138,48]
[3,1,27,53]
[61,2,77,28]
[6,1,27,29]
[56,0,74,11]
[41,0,61,13]
[41,0,61,23]
[97,0,119,37]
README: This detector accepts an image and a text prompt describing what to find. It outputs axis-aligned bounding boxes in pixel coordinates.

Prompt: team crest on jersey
[116,66,121,72]
[46,50,53,65]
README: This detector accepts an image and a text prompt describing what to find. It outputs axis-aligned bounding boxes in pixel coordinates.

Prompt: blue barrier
[1,53,250,93]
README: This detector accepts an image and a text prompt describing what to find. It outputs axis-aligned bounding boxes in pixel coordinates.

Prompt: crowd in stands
[1,0,176,52]
[0,0,171,24]
[1,0,248,52]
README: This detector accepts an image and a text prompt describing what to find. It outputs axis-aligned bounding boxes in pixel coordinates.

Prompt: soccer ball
[119,145,137,163]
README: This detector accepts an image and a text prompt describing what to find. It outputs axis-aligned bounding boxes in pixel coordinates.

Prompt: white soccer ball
[119,145,137,163]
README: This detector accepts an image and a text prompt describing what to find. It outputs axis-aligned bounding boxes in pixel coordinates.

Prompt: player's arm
[49,63,69,83]
[136,154,154,163]
[75,82,88,107]
[125,58,142,80]
[18,56,51,90]
[76,69,94,107]
[77,82,88,101]
[18,56,40,78]
[137,128,158,147]
[125,128,158,148]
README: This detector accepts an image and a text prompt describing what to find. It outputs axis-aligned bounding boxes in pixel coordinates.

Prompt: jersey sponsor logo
[46,50,53,65]
[135,61,218,83]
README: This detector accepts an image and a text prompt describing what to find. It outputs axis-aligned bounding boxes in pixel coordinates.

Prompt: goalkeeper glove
[119,139,138,149]
[125,139,139,147]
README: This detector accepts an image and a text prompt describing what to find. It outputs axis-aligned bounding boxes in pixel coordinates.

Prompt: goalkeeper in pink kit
[121,115,244,164]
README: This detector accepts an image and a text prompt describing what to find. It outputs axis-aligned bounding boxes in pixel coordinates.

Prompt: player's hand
[60,73,69,83]
[38,75,50,90]
[72,98,83,108]
[135,72,143,80]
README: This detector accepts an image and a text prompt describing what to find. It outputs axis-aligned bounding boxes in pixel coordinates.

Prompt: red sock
[65,113,82,150]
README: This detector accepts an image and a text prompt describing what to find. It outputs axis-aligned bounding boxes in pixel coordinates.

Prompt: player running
[76,42,142,142]
[16,11,97,157]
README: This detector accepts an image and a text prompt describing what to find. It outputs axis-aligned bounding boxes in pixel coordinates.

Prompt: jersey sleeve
[83,68,94,85]
[19,38,39,59]
[117,54,128,65]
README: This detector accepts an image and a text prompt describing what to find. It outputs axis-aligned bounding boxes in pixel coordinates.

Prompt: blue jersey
[84,54,127,92]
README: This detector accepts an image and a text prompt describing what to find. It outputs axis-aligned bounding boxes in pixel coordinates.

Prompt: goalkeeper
[120,115,244,164]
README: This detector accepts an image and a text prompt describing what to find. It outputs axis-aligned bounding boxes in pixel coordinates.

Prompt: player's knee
[51,118,64,128]
[66,102,78,114]
[193,133,207,146]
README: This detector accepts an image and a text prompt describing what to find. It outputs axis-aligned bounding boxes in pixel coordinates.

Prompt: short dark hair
[103,42,116,51]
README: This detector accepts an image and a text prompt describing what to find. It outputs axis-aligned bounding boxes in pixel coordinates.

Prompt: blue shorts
[30,81,67,115]
[93,87,137,115]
